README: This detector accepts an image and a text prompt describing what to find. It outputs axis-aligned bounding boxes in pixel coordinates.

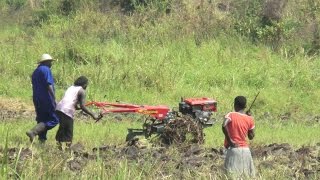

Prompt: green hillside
[0,0,320,117]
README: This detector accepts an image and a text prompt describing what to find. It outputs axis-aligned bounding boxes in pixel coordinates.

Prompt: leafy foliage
[0,0,320,115]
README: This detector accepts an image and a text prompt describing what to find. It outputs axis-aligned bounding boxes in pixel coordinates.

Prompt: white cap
[38,54,55,63]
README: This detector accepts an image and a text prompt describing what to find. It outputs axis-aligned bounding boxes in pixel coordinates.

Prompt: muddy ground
[0,99,34,120]
[0,142,319,178]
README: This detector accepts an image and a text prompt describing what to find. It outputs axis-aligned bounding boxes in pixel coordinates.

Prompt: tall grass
[0,3,319,117]
[1,25,320,116]
[0,131,9,179]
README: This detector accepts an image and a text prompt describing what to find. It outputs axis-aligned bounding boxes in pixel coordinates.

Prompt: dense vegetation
[1,0,320,116]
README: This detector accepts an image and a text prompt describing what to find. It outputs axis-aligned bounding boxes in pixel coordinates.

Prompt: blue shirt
[32,64,55,110]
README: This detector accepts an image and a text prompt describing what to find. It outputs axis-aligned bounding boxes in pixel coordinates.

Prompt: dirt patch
[62,143,320,178]
[252,143,320,178]
[0,146,33,178]
[0,98,34,120]
[62,142,320,178]
[90,142,319,174]
[0,147,33,163]
[0,142,319,178]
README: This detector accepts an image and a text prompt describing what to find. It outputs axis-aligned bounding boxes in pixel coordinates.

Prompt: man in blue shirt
[26,54,59,143]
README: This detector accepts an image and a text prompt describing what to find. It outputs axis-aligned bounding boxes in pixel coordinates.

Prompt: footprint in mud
[68,157,88,171]
[0,147,32,163]
[120,146,140,159]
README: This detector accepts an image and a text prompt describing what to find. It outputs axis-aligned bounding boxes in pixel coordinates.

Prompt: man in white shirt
[55,76,101,149]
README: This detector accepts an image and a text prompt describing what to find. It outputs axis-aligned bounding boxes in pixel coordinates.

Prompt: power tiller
[86,97,217,141]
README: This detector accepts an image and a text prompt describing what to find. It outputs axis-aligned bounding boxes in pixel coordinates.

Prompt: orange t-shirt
[223,112,255,148]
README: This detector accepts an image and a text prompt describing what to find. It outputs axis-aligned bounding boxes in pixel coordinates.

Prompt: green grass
[1,117,319,148]
[1,33,320,115]
[0,118,319,179]
[0,5,319,116]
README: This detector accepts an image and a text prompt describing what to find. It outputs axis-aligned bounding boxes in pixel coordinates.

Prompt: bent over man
[55,76,100,150]
[27,54,59,143]
[222,96,255,178]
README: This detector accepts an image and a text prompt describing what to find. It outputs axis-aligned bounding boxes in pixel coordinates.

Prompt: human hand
[93,113,103,122]
[228,140,239,148]
[75,104,81,110]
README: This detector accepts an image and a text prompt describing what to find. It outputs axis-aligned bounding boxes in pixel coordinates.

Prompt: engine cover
[179,97,217,126]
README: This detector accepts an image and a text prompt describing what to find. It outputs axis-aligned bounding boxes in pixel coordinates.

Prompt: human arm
[222,118,238,148]
[42,66,56,105]
[248,129,255,140]
[78,89,100,120]
[48,84,55,103]
[75,104,81,110]
[41,65,57,106]
[248,117,255,140]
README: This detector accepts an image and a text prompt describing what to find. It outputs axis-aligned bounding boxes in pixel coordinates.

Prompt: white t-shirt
[56,85,83,118]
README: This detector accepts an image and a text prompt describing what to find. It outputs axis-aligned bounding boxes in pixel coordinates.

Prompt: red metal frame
[86,97,217,121]
[86,101,170,120]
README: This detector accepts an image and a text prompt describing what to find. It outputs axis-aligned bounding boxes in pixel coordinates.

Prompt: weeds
[1,131,9,179]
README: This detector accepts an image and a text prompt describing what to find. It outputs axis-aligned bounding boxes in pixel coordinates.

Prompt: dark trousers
[55,110,74,142]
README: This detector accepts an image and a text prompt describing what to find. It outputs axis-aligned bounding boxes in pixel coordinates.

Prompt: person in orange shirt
[222,96,255,178]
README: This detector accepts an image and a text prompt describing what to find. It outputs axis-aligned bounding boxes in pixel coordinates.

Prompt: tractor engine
[178,97,217,127]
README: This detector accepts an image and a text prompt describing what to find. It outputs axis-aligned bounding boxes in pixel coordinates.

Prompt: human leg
[26,122,47,142]
[224,147,255,178]
[38,130,48,143]
[243,148,255,177]
[55,111,73,150]
[36,109,59,143]
[28,99,59,143]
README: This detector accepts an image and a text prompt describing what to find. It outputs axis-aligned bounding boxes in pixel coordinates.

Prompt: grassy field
[0,0,320,179]
[0,1,319,116]
[1,117,319,148]
[0,117,319,179]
